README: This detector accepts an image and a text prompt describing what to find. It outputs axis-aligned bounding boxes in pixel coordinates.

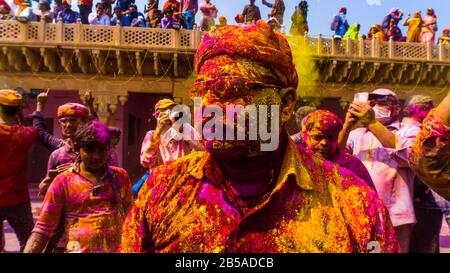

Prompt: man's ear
[280,87,297,124]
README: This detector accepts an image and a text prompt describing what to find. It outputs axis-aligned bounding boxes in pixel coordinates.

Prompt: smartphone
[354,92,369,103]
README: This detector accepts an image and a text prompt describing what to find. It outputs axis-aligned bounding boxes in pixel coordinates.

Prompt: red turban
[190,20,298,98]
[57,103,89,119]
[303,110,343,136]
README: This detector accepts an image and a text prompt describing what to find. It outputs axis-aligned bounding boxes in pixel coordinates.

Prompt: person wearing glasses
[24,121,133,253]
[121,22,399,253]
[31,91,110,196]
[339,89,418,253]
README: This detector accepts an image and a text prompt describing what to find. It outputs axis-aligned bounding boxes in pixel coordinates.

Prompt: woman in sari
[420,8,437,44]
[386,18,403,41]
[343,23,361,41]
[438,28,449,45]
[199,0,217,31]
[403,12,422,43]
[368,24,385,41]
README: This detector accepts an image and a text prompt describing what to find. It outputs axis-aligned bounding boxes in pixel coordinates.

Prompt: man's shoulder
[109,166,128,176]
[139,151,208,201]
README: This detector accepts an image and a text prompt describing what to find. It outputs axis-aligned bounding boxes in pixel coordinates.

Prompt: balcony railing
[0,19,449,63]
[300,35,450,63]
[0,19,202,51]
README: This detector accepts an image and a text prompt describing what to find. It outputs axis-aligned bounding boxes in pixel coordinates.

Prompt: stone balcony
[0,18,201,75]
[304,35,450,84]
[0,19,449,109]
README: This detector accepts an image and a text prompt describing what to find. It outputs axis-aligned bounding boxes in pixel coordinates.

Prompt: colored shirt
[161,16,178,29]
[57,9,80,24]
[347,120,418,227]
[333,13,349,37]
[110,15,131,26]
[47,142,77,170]
[242,4,261,24]
[51,3,64,22]
[35,9,55,23]
[122,139,399,253]
[15,6,38,21]
[180,0,198,14]
[0,124,37,207]
[33,165,132,253]
[140,124,201,169]
[409,110,450,201]
[128,12,145,27]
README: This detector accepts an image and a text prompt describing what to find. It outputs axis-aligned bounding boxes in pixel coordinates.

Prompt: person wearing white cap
[339,88,418,253]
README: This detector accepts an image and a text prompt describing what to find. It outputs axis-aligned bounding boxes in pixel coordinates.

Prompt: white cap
[371,88,397,98]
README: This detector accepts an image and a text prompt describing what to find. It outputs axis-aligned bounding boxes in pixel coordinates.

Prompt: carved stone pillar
[79,90,128,125]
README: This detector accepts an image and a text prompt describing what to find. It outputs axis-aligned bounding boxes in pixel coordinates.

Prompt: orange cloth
[406,13,422,43]
[0,89,22,107]
[57,103,89,119]
[193,20,298,91]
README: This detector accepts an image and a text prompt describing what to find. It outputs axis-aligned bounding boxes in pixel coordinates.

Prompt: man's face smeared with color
[197,85,290,159]
[190,21,299,159]
[302,110,343,161]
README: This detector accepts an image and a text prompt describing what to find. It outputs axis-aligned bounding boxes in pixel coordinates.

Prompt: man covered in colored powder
[121,21,399,253]
[339,89,418,253]
[35,99,90,196]
[0,90,37,252]
[302,110,375,191]
[24,121,133,253]
[409,90,450,202]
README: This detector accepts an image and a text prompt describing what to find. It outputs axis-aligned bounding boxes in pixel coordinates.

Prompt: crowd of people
[332,7,449,45]
[0,0,448,44]
[0,3,449,254]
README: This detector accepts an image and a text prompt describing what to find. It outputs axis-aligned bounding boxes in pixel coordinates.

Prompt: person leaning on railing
[57,0,80,24]
[438,28,450,45]
[0,3,12,20]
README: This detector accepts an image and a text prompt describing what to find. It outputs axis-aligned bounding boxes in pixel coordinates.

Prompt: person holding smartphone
[339,89,419,253]
[134,99,203,197]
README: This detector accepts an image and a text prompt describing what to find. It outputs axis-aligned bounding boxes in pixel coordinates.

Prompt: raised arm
[32,91,64,151]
